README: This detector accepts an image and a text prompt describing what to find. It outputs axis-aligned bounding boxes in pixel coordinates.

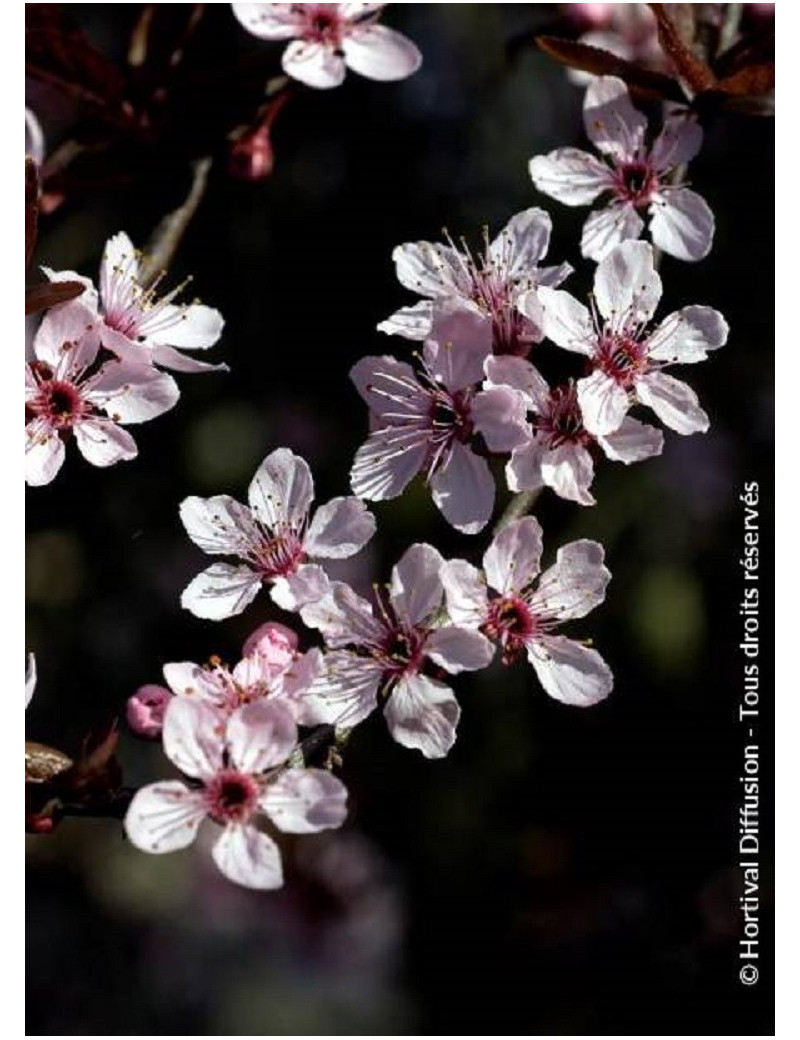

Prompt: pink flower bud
[126,684,172,738]
[242,622,299,670]
[229,127,274,182]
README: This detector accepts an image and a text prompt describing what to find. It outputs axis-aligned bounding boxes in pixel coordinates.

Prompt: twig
[139,156,213,287]
[494,489,541,534]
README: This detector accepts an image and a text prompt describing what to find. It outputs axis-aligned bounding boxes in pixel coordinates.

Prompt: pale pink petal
[25,653,37,709]
[635,370,710,434]
[489,207,553,277]
[514,288,544,339]
[149,303,224,349]
[528,635,613,706]
[96,325,151,365]
[270,563,331,611]
[483,515,543,594]
[648,188,714,262]
[73,419,137,467]
[536,287,596,355]
[179,494,261,556]
[302,650,382,727]
[593,239,662,325]
[99,231,138,295]
[389,542,445,626]
[162,661,227,706]
[580,201,644,262]
[305,496,376,558]
[242,620,298,662]
[261,769,348,833]
[471,386,530,453]
[505,439,547,494]
[528,539,610,621]
[391,240,469,299]
[342,3,387,20]
[650,114,703,171]
[227,700,297,773]
[541,443,596,506]
[86,362,179,423]
[583,75,647,161]
[430,442,495,534]
[536,261,574,289]
[576,370,630,436]
[300,582,383,648]
[440,559,489,628]
[596,416,664,463]
[384,674,460,759]
[276,648,324,718]
[350,354,426,420]
[248,447,314,529]
[646,305,729,363]
[212,823,283,889]
[231,3,304,39]
[181,562,262,620]
[342,23,421,81]
[25,107,45,164]
[425,626,494,673]
[529,148,614,205]
[282,39,346,88]
[350,428,427,500]
[376,301,433,340]
[149,345,229,374]
[423,300,493,390]
[34,301,101,375]
[124,781,206,854]
[162,698,225,779]
[484,355,551,413]
[25,420,65,486]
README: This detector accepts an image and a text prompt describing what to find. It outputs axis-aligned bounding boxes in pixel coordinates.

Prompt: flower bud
[243,621,299,669]
[126,684,171,738]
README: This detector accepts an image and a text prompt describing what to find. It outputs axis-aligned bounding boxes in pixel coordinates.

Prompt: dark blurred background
[26,4,774,1034]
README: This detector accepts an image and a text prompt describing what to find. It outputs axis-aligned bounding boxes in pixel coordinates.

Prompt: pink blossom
[242,621,300,670]
[231,4,421,89]
[25,301,180,486]
[379,208,572,356]
[180,447,376,619]
[124,698,347,889]
[46,232,227,374]
[127,684,172,738]
[351,303,530,534]
[530,76,714,262]
[441,517,613,706]
[526,240,729,437]
[300,543,493,758]
[484,356,663,506]
[567,4,666,85]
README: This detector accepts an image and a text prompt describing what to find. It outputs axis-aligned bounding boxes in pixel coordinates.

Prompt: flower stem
[494,488,541,533]
[139,155,213,288]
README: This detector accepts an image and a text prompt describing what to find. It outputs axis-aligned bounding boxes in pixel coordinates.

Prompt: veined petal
[270,563,331,612]
[529,148,614,205]
[248,447,314,530]
[440,558,489,628]
[124,781,206,854]
[483,515,543,595]
[650,114,703,171]
[430,442,495,535]
[301,650,382,727]
[596,416,664,463]
[635,371,710,434]
[261,769,348,834]
[73,419,137,468]
[528,540,610,621]
[179,495,261,556]
[471,386,530,453]
[149,345,229,374]
[536,287,596,355]
[649,188,715,262]
[390,543,445,627]
[212,824,283,890]
[350,428,428,501]
[505,439,547,494]
[231,3,305,39]
[392,240,470,299]
[149,303,224,349]
[580,202,644,263]
[34,301,101,376]
[425,626,494,673]
[305,496,376,559]
[181,562,262,620]
[377,301,433,340]
[540,443,596,506]
[484,355,551,413]
[282,39,347,88]
[489,207,553,277]
[227,700,297,773]
[86,362,179,423]
[350,354,425,418]
[576,370,630,436]
[528,635,613,706]
[646,305,729,363]
[25,420,65,486]
[594,239,661,325]
[584,75,647,162]
[300,582,383,648]
[162,698,225,779]
[342,23,421,81]
[424,300,493,390]
[384,674,460,759]
[163,661,228,706]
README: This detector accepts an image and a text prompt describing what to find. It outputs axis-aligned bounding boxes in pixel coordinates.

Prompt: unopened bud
[126,684,171,738]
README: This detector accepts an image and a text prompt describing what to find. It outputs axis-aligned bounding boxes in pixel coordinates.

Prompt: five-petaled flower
[530,76,714,262]
[231,3,421,89]
[441,517,613,706]
[25,301,180,486]
[351,302,530,533]
[47,232,227,374]
[180,447,377,618]
[300,543,494,758]
[124,698,348,889]
[525,240,728,438]
[484,356,663,506]
[379,208,571,357]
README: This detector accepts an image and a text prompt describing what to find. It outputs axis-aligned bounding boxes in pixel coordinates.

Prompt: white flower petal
[390,543,445,627]
[528,539,610,621]
[151,303,224,349]
[596,416,664,463]
[528,635,613,707]
[649,188,714,262]
[73,419,137,468]
[430,442,495,535]
[162,698,225,779]
[505,439,547,494]
[25,420,65,486]
[440,559,489,628]
[305,496,376,559]
[300,582,383,648]
[270,563,331,612]
[484,355,551,413]
[583,75,647,161]
[635,371,710,434]
[350,354,426,418]
[163,661,227,706]
[483,515,543,594]
[34,301,101,375]
[212,823,283,889]
[377,301,433,340]
[576,370,631,436]
[248,447,314,530]
[537,287,596,355]
[149,344,229,374]
[282,39,347,88]
[350,428,427,501]
[302,650,382,727]
[25,653,37,709]
[541,443,596,506]
[391,240,469,299]
[262,769,348,833]
[489,207,553,277]
[594,240,661,325]
[646,305,729,363]
[87,362,179,423]
[424,300,493,391]
[425,626,494,673]
[179,495,261,556]
[580,201,644,263]
[231,3,305,39]
[342,23,421,81]
[650,114,703,171]
[181,562,262,620]
[471,386,530,453]
[529,147,613,205]
[124,781,206,854]
[227,700,297,773]
[384,674,460,759]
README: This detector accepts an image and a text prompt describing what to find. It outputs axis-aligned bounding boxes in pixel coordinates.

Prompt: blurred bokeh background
[26,4,774,1034]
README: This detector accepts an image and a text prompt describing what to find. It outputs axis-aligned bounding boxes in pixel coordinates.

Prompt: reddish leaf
[715,61,775,97]
[715,26,774,78]
[25,281,85,317]
[535,36,685,102]
[648,3,717,93]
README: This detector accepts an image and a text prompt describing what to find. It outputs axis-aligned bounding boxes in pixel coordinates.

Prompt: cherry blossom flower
[484,356,663,506]
[441,517,613,706]
[300,543,494,758]
[242,621,300,670]
[231,3,422,90]
[46,232,227,374]
[567,4,666,86]
[378,208,572,356]
[25,654,36,709]
[526,241,728,438]
[351,303,531,534]
[127,685,172,738]
[180,447,376,619]
[124,698,347,889]
[25,301,180,486]
[530,76,714,262]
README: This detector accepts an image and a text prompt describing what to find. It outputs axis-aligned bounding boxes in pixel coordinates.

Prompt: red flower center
[538,384,592,448]
[613,160,658,208]
[484,594,536,664]
[596,332,647,388]
[205,769,260,824]
[256,528,307,580]
[28,371,88,429]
